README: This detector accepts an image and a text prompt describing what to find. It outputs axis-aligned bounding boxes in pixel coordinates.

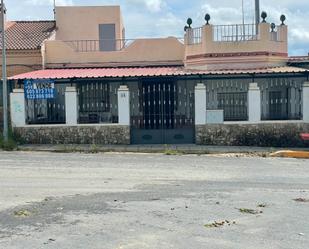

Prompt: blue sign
[24,79,55,100]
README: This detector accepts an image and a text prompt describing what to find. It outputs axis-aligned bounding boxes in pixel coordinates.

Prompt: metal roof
[289,56,309,63]
[0,21,56,50]
[9,66,308,80]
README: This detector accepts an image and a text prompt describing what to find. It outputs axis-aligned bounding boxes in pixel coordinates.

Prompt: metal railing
[65,39,135,52]
[186,27,203,45]
[213,24,258,42]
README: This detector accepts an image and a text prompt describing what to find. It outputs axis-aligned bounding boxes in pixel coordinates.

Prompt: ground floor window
[77,82,120,124]
[25,84,66,124]
[217,92,248,121]
[259,79,303,120]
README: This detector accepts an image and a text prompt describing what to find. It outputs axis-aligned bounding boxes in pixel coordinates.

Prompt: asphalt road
[0,151,308,249]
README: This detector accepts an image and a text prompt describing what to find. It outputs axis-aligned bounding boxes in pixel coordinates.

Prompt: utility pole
[1,0,8,142]
[53,0,56,20]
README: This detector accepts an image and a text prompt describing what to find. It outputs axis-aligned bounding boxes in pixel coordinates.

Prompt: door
[131,80,195,144]
[99,24,116,51]
[269,91,283,120]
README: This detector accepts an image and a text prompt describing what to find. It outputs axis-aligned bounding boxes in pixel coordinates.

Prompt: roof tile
[0,21,56,50]
[9,66,309,80]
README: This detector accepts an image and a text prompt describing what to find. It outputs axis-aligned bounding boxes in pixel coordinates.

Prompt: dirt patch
[293,198,309,203]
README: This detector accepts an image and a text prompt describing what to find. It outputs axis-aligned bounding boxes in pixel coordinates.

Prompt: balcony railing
[64,37,185,52]
[213,24,258,42]
[64,39,135,52]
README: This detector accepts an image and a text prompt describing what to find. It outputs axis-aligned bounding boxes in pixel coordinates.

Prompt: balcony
[184,21,288,70]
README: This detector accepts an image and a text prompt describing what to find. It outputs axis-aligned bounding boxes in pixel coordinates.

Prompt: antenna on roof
[53,0,56,20]
[255,0,260,34]
[242,0,245,40]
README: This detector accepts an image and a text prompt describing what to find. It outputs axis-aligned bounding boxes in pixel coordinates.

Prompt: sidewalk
[17,144,309,155]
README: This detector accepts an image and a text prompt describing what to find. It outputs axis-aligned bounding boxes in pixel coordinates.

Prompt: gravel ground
[0,151,308,249]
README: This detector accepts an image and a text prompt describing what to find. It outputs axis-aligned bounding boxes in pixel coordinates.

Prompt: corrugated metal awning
[9,66,308,80]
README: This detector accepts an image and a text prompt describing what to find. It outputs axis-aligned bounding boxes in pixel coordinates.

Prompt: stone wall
[196,123,309,147]
[14,124,130,145]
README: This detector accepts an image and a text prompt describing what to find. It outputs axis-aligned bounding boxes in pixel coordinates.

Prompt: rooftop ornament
[280,14,286,25]
[261,11,267,23]
[187,18,193,28]
[205,14,211,25]
[184,18,192,32]
[271,23,276,32]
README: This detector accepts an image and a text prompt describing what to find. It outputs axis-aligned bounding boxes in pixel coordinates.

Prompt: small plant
[90,144,99,154]
[238,208,263,215]
[257,203,267,208]
[164,149,180,156]
[13,209,31,217]
[0,136,17,151]
[204,220,236,228]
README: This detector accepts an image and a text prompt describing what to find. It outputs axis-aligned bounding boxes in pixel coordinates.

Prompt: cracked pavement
[0,151,308,249]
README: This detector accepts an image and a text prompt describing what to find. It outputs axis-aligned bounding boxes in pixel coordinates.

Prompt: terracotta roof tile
[0,21,56,50]
[9,66,309,80]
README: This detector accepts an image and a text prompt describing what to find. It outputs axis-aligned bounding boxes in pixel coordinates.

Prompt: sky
[5,0,309,56]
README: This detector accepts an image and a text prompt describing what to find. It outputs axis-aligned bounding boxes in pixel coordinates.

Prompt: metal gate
[217,92,248,121]
[130,80,195,144]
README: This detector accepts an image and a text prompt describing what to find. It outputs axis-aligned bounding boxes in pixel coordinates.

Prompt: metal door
[99,24,116,51]
[130,80,195,144]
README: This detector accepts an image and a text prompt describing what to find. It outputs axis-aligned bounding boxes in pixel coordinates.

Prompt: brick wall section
[196,123,309,147]
[14,125,130,145]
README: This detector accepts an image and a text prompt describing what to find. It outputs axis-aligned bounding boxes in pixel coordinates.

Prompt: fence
[213,24,257,42]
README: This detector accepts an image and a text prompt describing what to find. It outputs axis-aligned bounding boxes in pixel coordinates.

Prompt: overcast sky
[5,0,309,56]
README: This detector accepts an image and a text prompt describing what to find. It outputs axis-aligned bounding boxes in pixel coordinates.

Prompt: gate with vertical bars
[130,80,195,144]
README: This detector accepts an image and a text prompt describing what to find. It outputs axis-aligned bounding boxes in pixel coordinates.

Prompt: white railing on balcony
[186,27,203,45]
[64,39,135,52]
[213,24,258,42]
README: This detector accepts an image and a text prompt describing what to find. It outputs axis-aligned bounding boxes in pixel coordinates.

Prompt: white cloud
[26,0,73,6]
[155,12,184,37]
[127,0,165,13]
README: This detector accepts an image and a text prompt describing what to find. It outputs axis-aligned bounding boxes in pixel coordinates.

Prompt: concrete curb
[15,144,309,156]
[270,150,309,159]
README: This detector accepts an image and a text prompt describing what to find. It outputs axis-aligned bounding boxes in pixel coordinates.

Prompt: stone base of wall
[196,123,309,147]
[14,124,130,145]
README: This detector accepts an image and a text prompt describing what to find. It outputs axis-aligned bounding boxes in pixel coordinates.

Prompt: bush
[0,136,17,151]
